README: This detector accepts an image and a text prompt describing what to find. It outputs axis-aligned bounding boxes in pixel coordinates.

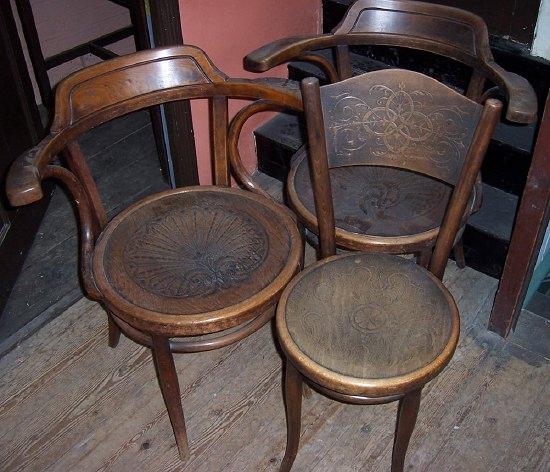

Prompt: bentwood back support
[274,72,501,471]
[244,0,536,123]
[242,0,537,269]
[6,46,303,460]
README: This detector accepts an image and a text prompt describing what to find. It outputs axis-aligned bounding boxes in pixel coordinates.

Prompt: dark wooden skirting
[489,92,550,337]
[149,0,199,187]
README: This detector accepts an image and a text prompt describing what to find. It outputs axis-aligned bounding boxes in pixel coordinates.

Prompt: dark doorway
[0,1,49,316]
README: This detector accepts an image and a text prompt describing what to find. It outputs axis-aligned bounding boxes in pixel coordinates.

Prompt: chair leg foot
[107,314,121,348]
[416,249,432,268]
[391,389,422,472]
[152,335,190,461]
[280,361,303,472]
[454,238,466,269]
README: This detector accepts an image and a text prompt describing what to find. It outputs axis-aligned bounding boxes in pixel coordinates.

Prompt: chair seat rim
[287,150,478,253]
[92,185,302,336]
[276,252,460,398]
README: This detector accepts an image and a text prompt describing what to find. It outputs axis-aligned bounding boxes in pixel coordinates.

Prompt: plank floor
[0,111,168,345]
[0,250,548,471]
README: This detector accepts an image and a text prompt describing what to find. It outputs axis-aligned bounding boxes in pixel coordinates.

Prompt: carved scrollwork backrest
[319,69,483,186]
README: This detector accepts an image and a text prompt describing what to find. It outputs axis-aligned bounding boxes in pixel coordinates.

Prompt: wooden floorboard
[0,111,168,343]
[0,259,548,471]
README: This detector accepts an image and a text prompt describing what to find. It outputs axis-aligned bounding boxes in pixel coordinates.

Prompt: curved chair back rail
[243,0,536,124]
[301,71,502,277]
[6,45,303,300]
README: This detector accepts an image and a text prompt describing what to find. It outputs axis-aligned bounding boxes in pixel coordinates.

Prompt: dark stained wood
[274,68,502,470]
[244,0,537,124]
[319,70,482,184]
[152,334,190,460]
[489,92,550,337]
[244,0,536,276]
[280,361,303,472]
[276,252,460,470]
[429,99,502,278]
[95,188,295,335]
[280,254,458,392]
[228,96,302,197]
[301,78,336,258]
[210,96,230,186]
[391,388,422,472]
[5,46,304,459]
[289,71,500,263]
[148,0,198,187]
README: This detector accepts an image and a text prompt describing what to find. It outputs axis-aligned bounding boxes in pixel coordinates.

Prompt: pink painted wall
[179,0,322,184]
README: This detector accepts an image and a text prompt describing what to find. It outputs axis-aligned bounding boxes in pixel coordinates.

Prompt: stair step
[255,113,304,181]
[252,108,517,278]
[463,184,518,278]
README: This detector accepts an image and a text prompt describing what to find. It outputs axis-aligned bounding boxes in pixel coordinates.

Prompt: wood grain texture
[243,0,537,124]
[94,187,298,335]
[291,157,477,238]
[283,254,455,380]
[0,261,547,471]
[318,70,482,186]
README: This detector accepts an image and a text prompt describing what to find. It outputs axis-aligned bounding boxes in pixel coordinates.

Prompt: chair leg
[107,313,121,348]
[280,362,303,472]
[416,249,432,268]
[453,238,466,269]
[391,389,422,472]
[151,335,190,461]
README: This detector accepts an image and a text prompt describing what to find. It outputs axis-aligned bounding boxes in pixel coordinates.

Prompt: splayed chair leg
[391,388,422,472]
[107,313,121,348]
[152,335,190,461]
[280,361,303,471]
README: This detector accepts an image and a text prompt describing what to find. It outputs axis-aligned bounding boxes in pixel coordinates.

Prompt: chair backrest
[301,70,502,278]
[243,0,536,123]
[319,69,481,186]
[332,0,491,68]
[6,46,302,299]
[7,45,302,208]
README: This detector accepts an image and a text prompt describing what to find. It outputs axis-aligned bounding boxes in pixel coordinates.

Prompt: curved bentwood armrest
[5,45,304,300]
[6,135,60,207]
[228,77,302,196]
[244,33,537,124]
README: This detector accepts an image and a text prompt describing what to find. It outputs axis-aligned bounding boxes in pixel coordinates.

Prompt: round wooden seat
[276,253,460,398]
[288,152,478,252]
[93,186,302,336]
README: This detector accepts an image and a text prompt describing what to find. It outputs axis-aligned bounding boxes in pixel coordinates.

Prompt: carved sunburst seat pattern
[92,186,300,335]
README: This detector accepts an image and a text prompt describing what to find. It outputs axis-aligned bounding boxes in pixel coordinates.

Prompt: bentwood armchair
[275,71,502,471]
[6,46,304,460]
[242,0,537,268]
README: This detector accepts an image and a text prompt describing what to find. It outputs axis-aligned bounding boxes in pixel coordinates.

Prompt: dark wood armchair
[275,70,502,471]
[241,0,537,268]
[244,0,536,123]
[6,46,304,460]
